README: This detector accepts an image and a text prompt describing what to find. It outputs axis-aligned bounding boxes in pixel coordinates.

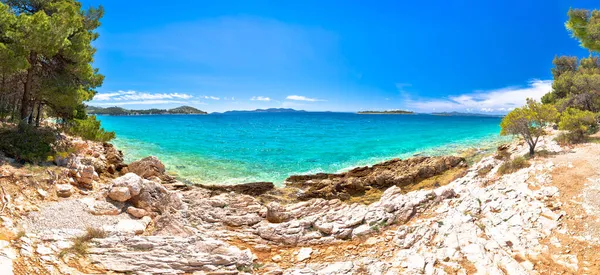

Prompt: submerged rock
[200,181,275,196]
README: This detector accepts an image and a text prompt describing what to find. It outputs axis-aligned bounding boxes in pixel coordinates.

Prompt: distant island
[222,108,307,114]
[87,105,208,115]
[430,112,504,117]
[358,110,415,115]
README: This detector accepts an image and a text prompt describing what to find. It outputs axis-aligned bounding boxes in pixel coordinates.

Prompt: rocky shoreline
[0,130,598,274]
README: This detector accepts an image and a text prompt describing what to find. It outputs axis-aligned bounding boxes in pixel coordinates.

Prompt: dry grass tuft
[60,227,107,257]
[497,157,530,175]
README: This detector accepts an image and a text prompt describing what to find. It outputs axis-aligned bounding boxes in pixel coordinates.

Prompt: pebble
[297,247,313,262]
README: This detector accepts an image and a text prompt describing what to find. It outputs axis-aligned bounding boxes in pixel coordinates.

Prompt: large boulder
[104,143,126,175]
[104,143,123,165]
[112,173,143,196]
[108,186,132,202]
[107,173,183,214]
[76,165,95,189]
[128,156,175,183]
[130,180,182,214]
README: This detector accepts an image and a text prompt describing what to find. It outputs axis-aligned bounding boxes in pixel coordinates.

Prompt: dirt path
[534,139,600,274]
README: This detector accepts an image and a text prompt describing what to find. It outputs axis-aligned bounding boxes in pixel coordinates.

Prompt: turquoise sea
[97,113,508,186]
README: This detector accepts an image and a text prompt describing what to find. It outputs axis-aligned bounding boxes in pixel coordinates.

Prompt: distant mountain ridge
[87,105,208,115]
[358,110,414,114]
[222,108,307,114]
[430,111,504,117]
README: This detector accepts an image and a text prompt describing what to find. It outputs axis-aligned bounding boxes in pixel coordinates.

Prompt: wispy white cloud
[405,80,552,113]
[201,95,220,100]
[91,90,200,106]
[94,90,193,101]
[93,91,135,101]
[92,100,206,106]
[251,96,271,101]
[286,95,326,102]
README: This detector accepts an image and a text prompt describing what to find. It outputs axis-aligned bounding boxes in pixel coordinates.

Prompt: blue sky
[85,0,597,113]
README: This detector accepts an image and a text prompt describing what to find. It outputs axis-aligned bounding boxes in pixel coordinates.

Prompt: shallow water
[97,113,508,185]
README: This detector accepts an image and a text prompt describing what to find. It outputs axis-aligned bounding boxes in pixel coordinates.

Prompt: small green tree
[501,99,559,156]
[558,107,598,143]
[566,9,600,53]
[66,115,115,142]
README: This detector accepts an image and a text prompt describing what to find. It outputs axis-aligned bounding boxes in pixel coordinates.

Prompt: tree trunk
[529,146,535,157]
[35,102,42,127]
[20,52,36,123]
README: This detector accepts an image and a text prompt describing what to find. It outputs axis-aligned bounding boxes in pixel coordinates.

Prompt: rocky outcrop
[128,156,176,183]
[7,130,585,275]
[87,235,255,274]
[67,157,97,190]
[285,156,466,201]
[103,143,126,175]
[105,173,183,215]
[200,181,275,196]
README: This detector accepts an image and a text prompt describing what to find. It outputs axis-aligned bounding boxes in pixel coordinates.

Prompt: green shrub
[558,107,598,144]
[497,157,530,175]
[67,115,115,142]
[0,124,57,164]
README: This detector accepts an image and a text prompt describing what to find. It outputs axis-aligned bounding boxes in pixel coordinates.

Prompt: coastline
[2,127,599,274]
[109,131,512,186]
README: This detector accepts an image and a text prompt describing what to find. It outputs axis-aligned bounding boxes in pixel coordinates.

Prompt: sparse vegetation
[14,230,26,240]
[477,165,493,177]
[494,149,511,161]
[500,99,559,156]
[0,123,57,164]
[497,157,530,175]
[369,220,388,232]
[66,115,115,142]
[60,227,107,257]
[557,107,598,144]
[529,149,555,159]
[237,265,253,273]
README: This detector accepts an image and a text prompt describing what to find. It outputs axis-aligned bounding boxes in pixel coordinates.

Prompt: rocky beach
[0,129,598,275]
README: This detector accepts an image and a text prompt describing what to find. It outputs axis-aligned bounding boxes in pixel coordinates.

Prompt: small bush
[497,157,530,175]
[558,107,598,144]
[66,115,115,142]
[0,124,57,164]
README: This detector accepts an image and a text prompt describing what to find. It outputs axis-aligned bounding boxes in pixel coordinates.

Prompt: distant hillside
[431,112,503,117]
[168,106,208,114]
[87,105,207,115]
[358,110,414,114]
[223,108,306,114]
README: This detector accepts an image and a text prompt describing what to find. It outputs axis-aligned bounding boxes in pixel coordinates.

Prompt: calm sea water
[97,113,507,186]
